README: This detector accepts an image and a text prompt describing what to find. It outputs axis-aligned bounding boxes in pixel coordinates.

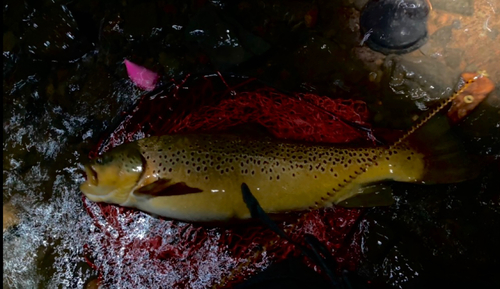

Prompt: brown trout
[80,128,472,222]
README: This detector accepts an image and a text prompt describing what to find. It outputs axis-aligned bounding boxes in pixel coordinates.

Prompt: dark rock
[443,48,464,69]
[378,54,460,128]
[21,4,91,61]
[122,2,159,39]
[360,0,430,55]
[430,25,453,47]
[456,88,500,156]
[184,5,270,71]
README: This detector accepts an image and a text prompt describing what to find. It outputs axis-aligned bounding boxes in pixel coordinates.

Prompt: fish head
[80,144,145,205]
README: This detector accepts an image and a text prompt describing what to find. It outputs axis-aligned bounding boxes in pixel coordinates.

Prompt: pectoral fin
[134,179,203,198]
[337,182,395,208]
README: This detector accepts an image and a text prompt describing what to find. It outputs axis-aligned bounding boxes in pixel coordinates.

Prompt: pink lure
[124,59,159,91]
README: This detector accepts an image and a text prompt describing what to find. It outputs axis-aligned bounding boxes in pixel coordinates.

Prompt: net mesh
[84,73,371,288]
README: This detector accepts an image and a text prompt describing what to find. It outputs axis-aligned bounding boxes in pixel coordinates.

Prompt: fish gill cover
[83,73,372,288]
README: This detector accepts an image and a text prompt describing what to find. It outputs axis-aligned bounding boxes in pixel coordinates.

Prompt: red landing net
[83,73,372,288]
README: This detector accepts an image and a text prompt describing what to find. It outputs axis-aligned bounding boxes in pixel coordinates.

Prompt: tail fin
[407,113,479,184]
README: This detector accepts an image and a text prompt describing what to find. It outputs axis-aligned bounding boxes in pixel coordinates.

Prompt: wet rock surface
[3,0,500,288]
[376,54,460,128]
[358,167,500,288]
[432,0,475,16]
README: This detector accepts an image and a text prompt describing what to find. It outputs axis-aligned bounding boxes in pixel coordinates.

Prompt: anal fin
[337,182,394,208]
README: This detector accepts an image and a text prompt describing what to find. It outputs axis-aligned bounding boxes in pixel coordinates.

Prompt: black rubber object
[360,0,430,55]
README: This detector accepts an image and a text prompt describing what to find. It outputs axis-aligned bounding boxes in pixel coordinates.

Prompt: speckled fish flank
[81,134,425,222]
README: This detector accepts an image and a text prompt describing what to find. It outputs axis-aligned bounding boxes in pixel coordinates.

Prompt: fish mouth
[81,164,111,201]
[84,164,98,186]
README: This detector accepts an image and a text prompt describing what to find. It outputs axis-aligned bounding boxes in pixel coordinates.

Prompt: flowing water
[3,0,499,288]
